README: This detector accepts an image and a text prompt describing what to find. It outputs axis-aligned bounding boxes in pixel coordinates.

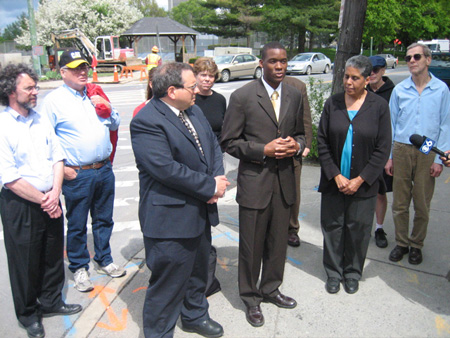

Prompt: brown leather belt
[67,159,109,170]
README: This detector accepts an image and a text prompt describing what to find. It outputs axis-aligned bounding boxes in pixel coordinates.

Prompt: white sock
[376,223,383,230]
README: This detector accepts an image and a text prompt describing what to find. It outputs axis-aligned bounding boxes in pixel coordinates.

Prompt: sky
[0,0,168,32]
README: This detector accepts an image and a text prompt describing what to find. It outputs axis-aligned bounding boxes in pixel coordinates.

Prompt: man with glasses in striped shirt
[386,43,450,265]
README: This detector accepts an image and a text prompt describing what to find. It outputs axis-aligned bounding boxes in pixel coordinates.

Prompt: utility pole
[27,0,41,77]
[331,0,367,95]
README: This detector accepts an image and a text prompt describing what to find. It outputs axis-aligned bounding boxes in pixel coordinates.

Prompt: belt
[66,159,109,170]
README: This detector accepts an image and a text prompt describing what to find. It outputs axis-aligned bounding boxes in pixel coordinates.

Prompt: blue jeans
[62,162,115,272]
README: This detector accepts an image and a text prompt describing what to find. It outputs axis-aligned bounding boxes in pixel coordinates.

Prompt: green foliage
[170,0,210,27]
[306,76,331,161]
[44,70,62,80]
[189,57,199,64]
[128,0,167,17]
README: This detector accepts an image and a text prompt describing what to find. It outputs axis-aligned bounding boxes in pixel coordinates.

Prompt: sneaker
[96,263,126,278]
[374,228,388,248]
[74,268,94,292]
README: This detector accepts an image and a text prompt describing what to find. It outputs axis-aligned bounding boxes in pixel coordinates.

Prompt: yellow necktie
[271,90,279,120]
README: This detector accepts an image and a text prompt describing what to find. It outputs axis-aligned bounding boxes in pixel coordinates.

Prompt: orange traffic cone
[92,67,98,83]
[113,65,119,83]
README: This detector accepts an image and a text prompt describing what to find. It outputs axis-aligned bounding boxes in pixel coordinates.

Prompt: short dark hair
[0,63,38,106]
[345,55,373,78]
[146,66,158,100]
[261,42,286,60]
[152,62,193,98]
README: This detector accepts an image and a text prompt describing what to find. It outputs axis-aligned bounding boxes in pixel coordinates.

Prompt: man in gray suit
[221,42,306,327]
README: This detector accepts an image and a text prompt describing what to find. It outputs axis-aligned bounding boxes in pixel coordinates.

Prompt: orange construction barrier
[113,65,119,83]
[92,67,98,83]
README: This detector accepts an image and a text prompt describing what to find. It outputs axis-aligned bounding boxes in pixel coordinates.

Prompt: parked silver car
[214,54,262,82]
[375,54,398,69]
[287,52,331,75]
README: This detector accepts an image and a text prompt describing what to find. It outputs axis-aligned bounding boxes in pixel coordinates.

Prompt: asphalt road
[1,67,449,337]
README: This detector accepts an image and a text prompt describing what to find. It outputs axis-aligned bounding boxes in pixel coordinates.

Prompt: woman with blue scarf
[317,55,391,294]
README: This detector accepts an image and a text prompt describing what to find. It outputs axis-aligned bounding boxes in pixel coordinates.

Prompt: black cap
[59,48,89,68]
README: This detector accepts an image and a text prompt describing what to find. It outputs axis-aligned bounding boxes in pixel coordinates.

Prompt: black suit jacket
[130,98,224,238]
[221,78,306,209]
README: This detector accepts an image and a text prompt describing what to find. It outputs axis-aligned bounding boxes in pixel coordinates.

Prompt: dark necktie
[178,111,205,156]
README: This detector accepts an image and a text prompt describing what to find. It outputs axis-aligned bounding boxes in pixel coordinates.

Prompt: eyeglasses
[63,64,90,73]
[21,85,40,94]
[371,67,383,74]
[179,83,197,92]
[405,54,424,62]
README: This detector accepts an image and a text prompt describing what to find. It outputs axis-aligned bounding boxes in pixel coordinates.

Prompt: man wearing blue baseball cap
[367,55,396,249]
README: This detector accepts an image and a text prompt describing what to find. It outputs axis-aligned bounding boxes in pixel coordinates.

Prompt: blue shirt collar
[63,83,87,98]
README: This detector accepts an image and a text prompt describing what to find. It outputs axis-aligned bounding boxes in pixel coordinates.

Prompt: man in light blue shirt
[41,49,125,293]
[386,43,450,265]
[0,64,81,338]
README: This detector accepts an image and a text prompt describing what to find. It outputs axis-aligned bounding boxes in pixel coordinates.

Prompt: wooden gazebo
[121,17,199,63]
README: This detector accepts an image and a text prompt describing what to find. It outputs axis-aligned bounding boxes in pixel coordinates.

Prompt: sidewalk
[66,165,450,338]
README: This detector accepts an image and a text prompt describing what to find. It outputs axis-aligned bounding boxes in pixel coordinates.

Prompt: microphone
[409,134,449,159]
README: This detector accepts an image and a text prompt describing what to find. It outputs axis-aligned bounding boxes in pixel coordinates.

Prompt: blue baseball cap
[369,56,387,68]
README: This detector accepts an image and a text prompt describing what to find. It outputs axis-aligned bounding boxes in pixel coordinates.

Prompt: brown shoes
[263,293,297,309]
[246,305,264,327]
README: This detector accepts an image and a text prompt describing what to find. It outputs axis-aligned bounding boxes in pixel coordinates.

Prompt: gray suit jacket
[221,78,306,209]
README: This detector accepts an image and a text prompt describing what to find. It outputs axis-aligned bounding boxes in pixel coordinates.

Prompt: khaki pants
[392,142,436,249]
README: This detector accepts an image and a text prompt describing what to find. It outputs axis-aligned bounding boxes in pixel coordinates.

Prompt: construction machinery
[51,28,139,72]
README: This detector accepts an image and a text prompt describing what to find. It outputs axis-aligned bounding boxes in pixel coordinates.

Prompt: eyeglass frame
[174,83,197,93]
[405,53,425,63]
[61,64,90,73]
[20,85,40,94]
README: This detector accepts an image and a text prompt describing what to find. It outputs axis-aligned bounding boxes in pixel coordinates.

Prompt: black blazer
[221,78,306,209]
[130,98,224,239]
[317,91,391,197]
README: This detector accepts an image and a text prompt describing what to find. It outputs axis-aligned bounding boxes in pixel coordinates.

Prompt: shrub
[306,77,331,161]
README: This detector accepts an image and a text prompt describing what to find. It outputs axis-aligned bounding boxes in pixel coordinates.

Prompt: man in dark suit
[130,62,229,338]
[221,42,306,327]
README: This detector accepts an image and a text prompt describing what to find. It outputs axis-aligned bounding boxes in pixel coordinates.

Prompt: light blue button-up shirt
[0,107,65,191]
[389,73,450,163]
[41,84,120,166]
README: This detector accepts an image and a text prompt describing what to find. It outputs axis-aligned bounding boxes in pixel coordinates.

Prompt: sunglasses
[405,54,424,62]
[371,67,383,74]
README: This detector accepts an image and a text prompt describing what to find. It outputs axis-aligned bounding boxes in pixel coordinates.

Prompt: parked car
[375,54,398,69]
[429,52,450,87]
[286,52,331,75]
[214,54,262,82]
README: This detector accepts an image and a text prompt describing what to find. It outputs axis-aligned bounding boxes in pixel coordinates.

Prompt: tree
[363,0,402,53]
[195,0,263,47]
[260,0,339,53]
[128,0,167,17]
[1,13,28,42]
[170,0,214,28]
[332,0,368,95]
[16,0,143,47]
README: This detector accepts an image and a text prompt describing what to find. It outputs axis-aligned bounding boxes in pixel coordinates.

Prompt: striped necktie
[178,111,205,156]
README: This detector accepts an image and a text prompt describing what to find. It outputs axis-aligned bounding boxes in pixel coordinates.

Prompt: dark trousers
[0,189,65,326]
[321,191,376,280]
[238,176,290,308]
[143,224,211,338]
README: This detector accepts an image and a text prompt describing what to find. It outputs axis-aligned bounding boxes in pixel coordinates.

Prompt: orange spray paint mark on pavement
[89,285,128,331]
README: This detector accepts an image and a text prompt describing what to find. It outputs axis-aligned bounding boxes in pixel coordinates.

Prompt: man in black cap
[367,55,395,249]
[41,49,125,293]
[0,63,81,338]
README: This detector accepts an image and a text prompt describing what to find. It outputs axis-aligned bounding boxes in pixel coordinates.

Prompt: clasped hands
[264,136,299,159]
[334,174,364,195]
[207,175,230,204]
[41,189,62,219]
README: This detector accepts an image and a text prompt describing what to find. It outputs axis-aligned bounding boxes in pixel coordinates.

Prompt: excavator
[51,28,139,72]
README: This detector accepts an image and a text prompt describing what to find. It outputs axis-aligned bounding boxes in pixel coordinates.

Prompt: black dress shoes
[374,228,388,248]
[288,233,300,247]
[389,245,409,262]
[24,321,45,338]
[181,318,224,338]
[262,293,297,309]
[325,277,341,294]
[42,303,82,317]
[246,305,264,327]
[344,278,359,294]
[409,247,423,265]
